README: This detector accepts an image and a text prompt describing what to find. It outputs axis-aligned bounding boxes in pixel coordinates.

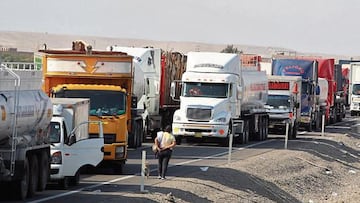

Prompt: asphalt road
[3,115,360,203]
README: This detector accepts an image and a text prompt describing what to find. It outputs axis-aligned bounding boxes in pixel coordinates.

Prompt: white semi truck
[171,52,269,146]
[349,63,360,116]
[49,98,104,189]
[108,46,187,140]
[266,75,301,139]
[0,65,53,200]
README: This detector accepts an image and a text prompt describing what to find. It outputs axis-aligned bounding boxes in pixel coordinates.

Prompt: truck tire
[60,177,70,189]
[306,122,312,132]
[290,123,298,140]
[38,151,49,191]
[261,116,267,140]
[28,155,39,197]
[129,131,137,149]
[255,116,263,141]
[70,170,80,186]
[175,135,182,145]
[264,117,268,140]
[241,120,249,144]
[351,111,355,116]
[13,157,29,200]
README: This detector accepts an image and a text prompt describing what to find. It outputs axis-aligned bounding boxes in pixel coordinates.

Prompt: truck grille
[187,107,212,121]
[89,133,116,144]
[104,134,116,144]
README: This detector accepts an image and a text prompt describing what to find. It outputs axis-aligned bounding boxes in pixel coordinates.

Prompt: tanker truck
[171,52,269,146]
[0,65,53,200]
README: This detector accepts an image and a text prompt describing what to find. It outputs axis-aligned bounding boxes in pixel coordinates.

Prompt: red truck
[298,57,346,123]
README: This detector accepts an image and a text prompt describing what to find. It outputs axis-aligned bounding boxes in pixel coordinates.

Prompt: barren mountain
[0,31,351,60]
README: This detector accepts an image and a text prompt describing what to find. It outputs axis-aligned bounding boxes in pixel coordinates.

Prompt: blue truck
[272,59,321,131]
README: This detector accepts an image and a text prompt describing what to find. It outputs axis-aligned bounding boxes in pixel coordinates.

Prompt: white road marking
[30,139,275,202]
[325,126,351,129]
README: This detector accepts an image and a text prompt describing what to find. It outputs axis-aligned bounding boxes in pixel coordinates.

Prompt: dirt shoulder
[106,132,360,203]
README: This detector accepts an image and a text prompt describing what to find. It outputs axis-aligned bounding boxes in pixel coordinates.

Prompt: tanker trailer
[0,65,52,200]
[171,52,269,146]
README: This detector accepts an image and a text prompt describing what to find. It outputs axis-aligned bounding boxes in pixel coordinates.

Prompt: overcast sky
[1,0,360,56]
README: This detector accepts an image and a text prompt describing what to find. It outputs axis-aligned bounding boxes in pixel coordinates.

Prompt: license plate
[194,132,202,138]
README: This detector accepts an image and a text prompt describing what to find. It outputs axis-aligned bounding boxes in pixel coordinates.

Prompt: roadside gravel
[108,132,360,203]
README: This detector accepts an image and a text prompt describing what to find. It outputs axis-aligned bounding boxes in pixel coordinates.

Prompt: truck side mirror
[237,86,243,100]
[67,134,76,146]
[170,82,176,98]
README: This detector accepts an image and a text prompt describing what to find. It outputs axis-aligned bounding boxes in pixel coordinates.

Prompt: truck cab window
[353,84,360,95]
[184,82,228,98]
[49,122,61,143]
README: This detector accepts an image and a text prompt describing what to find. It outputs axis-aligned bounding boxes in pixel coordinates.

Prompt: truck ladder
[0,65,20,176]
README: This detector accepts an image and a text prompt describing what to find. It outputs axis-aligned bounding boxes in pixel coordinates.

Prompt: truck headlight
[115,146,125,159]
[214,117,226,123]
[51,151,62,164]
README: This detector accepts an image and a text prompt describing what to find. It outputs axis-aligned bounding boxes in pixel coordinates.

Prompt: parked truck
[272,58,322,131]
[349,63,360,116]
[0,65,53,200]
[172,52,269,146]
[37,41,133,173]
[311,58,345,123]
[266,75,301,139]
[107,46,187,140]
[49,98,104,189]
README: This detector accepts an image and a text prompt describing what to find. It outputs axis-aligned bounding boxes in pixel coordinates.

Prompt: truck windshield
[49,122,61,143]
[353,84,360,95]
[183,82,228,98]
[267,95,290,109]
[55,90,126,116]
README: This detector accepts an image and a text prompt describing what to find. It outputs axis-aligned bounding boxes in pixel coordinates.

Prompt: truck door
[61,130,104,176]
[144,77,160,114]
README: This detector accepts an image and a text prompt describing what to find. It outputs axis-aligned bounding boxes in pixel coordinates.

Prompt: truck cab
[349,63,360,116]
[49,98,104,189]
[266,75,301,138]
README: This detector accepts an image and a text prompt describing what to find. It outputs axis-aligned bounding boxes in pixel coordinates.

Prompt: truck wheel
[306,122,312,132]
[261,116,267,140]
[242,120,249,144]
[290,123,298,140]
[175,136,182,145]
[351,111,355,116]
[38,151,49,191]
[264,117,268,140]
[136,120,143,148]
[60,177,70,189]
[28,155,39,197]
[70,170,80,186]
[13,157,29,200]
[128,132,136,149]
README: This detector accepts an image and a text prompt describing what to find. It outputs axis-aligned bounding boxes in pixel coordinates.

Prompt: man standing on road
[154,125,176,180]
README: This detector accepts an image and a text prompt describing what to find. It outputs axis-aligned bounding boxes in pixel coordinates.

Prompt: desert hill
[0,31,352,60]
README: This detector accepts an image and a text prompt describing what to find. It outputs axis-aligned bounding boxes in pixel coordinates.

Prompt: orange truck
[36,41,141,173]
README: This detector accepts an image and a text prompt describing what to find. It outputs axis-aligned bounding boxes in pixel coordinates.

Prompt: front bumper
[50,164,64,180]
[172,123,229,138]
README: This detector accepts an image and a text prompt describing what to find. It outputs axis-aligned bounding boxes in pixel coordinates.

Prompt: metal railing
[1,62,36,70]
